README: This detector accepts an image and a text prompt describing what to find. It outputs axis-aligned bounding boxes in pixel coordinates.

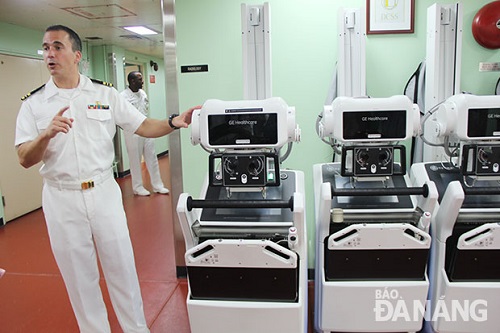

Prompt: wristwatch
[168,113,180,130]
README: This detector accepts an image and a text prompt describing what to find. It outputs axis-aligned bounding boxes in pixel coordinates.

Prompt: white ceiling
[0,0,165,58]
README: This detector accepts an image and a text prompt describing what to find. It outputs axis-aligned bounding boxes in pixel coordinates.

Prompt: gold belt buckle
[81,180,95,190]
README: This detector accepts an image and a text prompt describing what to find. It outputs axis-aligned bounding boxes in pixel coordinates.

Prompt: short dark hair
[127,71,141,84]
[45,25,82,52]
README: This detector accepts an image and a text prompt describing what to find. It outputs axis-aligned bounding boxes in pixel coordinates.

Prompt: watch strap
[168,113,180,129]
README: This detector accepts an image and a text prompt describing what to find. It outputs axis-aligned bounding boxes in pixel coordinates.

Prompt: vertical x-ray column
[325,8,366,105]
[422,3,463,162]
[337,8,366,99]
[242,3,271,100]
[324,8,366,163]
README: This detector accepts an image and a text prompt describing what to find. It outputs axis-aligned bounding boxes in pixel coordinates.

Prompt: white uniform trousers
[42,174,149,333]
[124,131,165,193]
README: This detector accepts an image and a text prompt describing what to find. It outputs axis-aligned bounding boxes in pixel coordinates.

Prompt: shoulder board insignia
[21,84,45,101]
[91,78,113,87]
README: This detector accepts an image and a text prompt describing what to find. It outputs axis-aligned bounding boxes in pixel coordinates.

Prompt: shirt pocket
[35,117,52,133]
[86,109,112,121]
[86,109,112,139]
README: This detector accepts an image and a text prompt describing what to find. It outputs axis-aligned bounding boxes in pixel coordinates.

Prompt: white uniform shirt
[15,74,146,182]
[120,88,149,116]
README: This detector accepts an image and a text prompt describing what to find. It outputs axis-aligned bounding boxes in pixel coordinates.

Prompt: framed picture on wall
[367,0,415,34]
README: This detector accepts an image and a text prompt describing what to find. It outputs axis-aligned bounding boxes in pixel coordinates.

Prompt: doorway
[0,54,49,222]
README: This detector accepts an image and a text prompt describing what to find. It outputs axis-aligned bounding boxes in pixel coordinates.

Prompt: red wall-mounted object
[472,1,500,49]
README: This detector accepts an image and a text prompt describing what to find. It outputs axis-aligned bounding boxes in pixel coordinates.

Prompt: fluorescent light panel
[123,26,158,35]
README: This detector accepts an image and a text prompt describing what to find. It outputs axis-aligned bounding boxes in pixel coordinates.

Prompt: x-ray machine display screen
[468,108,500,138]
[342,110,406,140]
[208,113,278,146]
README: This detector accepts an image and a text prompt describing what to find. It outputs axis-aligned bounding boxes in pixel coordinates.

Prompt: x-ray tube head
[319,95,420,144]
[422,94,500,177]
[442,94,500,141]
[191,97,299,151]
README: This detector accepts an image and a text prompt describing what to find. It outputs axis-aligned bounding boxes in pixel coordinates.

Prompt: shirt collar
[43,74,95,101]
[127,87,142,95]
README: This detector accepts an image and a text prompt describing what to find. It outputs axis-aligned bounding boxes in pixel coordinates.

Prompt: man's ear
[75,50,82,64]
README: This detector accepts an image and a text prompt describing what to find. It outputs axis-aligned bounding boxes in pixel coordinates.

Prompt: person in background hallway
[121,71,169,196]
[15,24,200,333]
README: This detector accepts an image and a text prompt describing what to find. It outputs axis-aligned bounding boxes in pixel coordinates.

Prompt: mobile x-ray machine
[314,95,438,332]
[177,97,306,333]
[412,94,500,333]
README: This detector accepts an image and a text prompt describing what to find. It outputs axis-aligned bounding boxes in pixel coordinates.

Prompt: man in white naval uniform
[15,25,200,333]
[121,71,169,196]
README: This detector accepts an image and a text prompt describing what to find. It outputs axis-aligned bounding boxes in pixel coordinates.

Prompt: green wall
[175,0,500,268]
[0,22,44,58]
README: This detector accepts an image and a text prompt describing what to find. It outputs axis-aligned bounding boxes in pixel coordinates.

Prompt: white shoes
[134,187,151,196]
[134,186,169,196]
[154,187,170,194]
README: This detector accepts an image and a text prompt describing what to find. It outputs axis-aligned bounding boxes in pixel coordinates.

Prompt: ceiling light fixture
[123,26,158,35]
